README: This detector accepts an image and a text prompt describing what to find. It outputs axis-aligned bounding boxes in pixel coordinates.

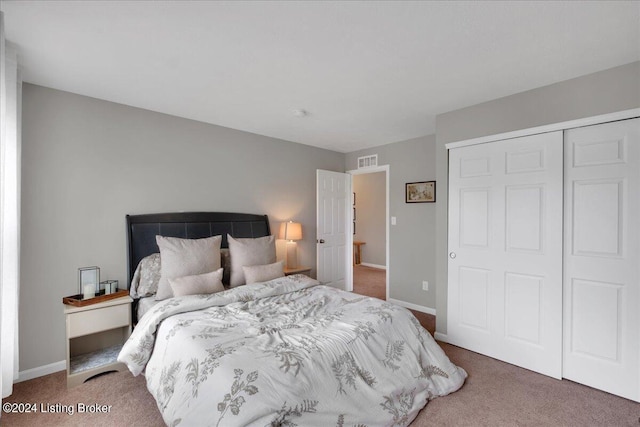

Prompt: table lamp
[279,221,302,269]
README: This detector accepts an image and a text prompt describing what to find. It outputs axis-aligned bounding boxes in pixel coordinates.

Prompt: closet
[447,116,639,402]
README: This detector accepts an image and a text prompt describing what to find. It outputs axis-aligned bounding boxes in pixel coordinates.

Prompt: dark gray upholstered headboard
[126,212,271,287]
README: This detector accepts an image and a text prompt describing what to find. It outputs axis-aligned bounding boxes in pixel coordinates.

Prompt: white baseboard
[358,263,386,270]
[16,360,66,383]
[434,332,449,343]
[387,298,436,316]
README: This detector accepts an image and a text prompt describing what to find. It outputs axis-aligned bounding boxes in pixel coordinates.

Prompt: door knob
[449,252,456,259]
[317,239,325,244]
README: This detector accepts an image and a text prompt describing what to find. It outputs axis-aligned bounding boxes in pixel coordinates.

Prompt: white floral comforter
[118,275,466,427]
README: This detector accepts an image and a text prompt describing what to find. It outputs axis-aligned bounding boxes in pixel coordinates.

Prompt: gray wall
[346,135,436,308]
[20,84,344,371]
[434,61,640,335]
[353,172,386,267]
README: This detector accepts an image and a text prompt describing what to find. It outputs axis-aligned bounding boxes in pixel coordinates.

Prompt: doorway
[349,166,389,300]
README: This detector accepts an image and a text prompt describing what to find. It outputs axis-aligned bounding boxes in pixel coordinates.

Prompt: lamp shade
[279,221,302,241]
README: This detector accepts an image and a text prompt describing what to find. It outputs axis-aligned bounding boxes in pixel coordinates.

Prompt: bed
[119,212,466,426]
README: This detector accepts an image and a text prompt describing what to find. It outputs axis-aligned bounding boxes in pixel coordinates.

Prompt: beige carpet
[4,269,639,426]
[4,348,638,427]
[353,264,435,334]
[2,369,164,426]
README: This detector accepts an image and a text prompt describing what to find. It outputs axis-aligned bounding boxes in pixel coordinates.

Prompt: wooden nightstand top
[284,266,312,276]
[63,295,132,314]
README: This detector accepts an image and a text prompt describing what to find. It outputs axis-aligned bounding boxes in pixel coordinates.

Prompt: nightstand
[283,266,312,276]
[63,296,132,388]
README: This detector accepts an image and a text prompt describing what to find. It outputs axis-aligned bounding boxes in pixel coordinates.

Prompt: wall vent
[357,154,378,169]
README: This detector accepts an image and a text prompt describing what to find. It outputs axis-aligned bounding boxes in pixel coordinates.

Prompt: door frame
[346,165,390,296]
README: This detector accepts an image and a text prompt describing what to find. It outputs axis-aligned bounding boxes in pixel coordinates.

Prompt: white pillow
[228,234,276,287]
[156,235,222,300]
[169,268,224,297]
[243,261,285,285]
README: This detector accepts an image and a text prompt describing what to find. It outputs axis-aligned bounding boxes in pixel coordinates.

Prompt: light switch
[391,216,397,225]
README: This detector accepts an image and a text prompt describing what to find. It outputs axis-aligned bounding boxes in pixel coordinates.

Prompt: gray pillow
[228,234,276,287]
[156,235,222,300]
[130,253,161,298]
[169,268,225,297]
[243,261,285,285]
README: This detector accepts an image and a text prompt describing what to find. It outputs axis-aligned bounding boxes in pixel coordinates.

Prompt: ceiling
[1,1,639,153]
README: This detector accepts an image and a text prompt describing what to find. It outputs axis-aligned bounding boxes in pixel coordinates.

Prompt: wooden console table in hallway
[353,241,366,265]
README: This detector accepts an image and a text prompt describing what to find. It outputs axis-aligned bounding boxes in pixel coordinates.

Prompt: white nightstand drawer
[67,303,129,338]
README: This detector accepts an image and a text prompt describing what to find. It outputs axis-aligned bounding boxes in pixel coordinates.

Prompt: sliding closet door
[563,118,639,402]
[448,132,563,378]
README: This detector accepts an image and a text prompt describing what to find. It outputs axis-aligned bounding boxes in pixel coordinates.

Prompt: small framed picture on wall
[405,181,436,203]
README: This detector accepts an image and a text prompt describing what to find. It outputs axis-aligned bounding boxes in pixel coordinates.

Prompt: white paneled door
[448,132,563,378]
[563,118,639,402]
[316,170,350,290]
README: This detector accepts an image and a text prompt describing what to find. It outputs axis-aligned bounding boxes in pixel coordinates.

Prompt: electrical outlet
[422,281,429,291]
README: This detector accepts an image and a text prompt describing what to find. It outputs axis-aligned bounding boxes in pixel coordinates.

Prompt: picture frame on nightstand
[78,266,100,295]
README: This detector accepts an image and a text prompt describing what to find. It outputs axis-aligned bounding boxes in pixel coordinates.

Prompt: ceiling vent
[357,154,378,169]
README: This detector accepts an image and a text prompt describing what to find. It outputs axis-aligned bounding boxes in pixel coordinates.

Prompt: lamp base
[285,241,298,269]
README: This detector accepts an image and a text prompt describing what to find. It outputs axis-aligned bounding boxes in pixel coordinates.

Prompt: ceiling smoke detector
[292,109,308,118]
